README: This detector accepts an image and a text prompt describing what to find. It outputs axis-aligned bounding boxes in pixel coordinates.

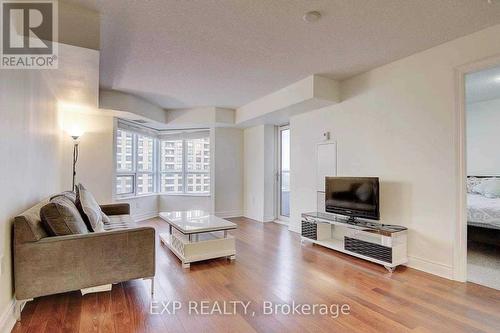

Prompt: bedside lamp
[68,125,84,191]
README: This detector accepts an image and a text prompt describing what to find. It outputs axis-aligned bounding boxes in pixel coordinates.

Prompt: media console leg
[384,265,396,273]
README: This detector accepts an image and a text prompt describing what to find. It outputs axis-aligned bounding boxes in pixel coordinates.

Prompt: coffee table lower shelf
[159,232,236,269]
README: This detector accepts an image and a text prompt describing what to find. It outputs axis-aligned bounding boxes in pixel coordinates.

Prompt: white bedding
[467,193,500,228]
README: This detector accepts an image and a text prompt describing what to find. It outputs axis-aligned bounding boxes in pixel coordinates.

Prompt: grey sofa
[13,194,155,318]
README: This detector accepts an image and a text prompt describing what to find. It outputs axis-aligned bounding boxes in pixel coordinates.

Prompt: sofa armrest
[14,227,155,300]
[100,203,130,215]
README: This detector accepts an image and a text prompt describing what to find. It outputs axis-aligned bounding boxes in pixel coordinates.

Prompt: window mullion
[134,133,138,196]
[183,139,187,194]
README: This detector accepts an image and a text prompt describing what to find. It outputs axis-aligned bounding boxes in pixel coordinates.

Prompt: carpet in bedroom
[467,240,500,290]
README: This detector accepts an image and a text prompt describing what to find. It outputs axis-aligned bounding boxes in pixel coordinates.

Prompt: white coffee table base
[160,231,236,269]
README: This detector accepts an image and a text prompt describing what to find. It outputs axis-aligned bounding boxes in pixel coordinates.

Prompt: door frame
[453,54,500,281]
[277,124,290,222]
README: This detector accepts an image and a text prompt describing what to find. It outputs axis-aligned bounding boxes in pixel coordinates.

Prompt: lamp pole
[72,135,80,191]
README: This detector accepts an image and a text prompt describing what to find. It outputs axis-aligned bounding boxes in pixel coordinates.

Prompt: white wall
[466,98,500,175]
[244,126,265,221]
[263,125,276,221]
[214,128,244,217]
[290,24,500,279]
[243,125,275,222]
[0,43,99,331]
[61,112,114,202]
[159,195,212,212]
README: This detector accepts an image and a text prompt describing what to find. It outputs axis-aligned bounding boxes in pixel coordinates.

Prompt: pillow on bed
[467,177,483,193]
[475,179,500,198]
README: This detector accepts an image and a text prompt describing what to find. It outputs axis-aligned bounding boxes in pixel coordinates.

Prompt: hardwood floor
[12,217,500,333]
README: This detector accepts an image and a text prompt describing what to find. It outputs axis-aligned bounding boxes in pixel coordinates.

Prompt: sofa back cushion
[40,195,89,236]
[76,184,105,232]
[14,199,50,243]
[50,191,77,203]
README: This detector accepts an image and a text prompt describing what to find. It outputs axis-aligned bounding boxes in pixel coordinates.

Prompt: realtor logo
[1,0,58,68]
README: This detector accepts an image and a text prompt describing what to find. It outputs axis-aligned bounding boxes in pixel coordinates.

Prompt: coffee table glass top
[159,210,237,234]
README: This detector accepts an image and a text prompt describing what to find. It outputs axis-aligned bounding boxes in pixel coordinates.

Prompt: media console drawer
[301,220,317,239]
[301,220,331,240]
[344,237,392,263]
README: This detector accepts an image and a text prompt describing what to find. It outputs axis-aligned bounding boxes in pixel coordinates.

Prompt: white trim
[215,210,244,218]
[277,124,291,222]
[263,215,276,223]
[133,211,159,222]
[453,54,500,282]
[242,212,273,223]
[406,256,453,279]
[0,299,17,333]
[273,219,288,226]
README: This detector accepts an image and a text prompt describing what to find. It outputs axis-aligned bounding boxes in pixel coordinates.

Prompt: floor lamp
[68,128,84,191]
[71,135,79,191]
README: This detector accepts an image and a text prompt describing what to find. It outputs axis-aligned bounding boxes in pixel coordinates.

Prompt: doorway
[278,125,290,222]
[464,65,500,289]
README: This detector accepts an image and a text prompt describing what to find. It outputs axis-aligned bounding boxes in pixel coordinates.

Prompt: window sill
[159,193,211,197]
[114,193,159,200]
[114,192,211,200]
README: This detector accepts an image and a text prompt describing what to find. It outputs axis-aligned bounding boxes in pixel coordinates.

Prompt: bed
[467,176,500,230]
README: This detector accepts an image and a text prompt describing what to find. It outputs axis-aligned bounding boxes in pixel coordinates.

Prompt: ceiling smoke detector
[303,11,321,23]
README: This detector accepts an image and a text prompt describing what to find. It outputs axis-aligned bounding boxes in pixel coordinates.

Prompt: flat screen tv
[325,177,380,221]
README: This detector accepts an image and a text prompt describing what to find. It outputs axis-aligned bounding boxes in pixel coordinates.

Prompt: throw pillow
[101,211,111,224]
[40,195,89,236]
[76,183,105,232]
[481,179,500,198]
[467,177,483,194]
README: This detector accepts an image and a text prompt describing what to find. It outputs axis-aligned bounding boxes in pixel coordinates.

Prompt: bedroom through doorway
[465,65,500,290]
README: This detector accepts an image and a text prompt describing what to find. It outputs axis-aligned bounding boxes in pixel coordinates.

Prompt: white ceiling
[67,0,500,109]
[466,66,500,104]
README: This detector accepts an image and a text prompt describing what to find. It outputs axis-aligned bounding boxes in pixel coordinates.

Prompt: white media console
[301,212,408,272]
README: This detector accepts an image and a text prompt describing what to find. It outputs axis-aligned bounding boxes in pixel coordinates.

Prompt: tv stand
[345,216,357,223]
[301,212,408,273]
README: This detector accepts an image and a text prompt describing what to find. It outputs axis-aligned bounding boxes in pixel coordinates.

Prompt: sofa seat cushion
[40,196,89,236]
[103,214,136,231]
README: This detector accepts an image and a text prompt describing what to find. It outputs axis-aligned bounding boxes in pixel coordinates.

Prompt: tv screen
[325,177,380,220]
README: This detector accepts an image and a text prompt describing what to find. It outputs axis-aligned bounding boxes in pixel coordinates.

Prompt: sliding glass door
[278,125,290,221]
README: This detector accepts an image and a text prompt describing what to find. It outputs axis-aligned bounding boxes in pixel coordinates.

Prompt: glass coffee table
[159,210,237,268]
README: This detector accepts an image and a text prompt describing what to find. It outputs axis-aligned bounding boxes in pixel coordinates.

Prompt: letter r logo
[2,1,53,54]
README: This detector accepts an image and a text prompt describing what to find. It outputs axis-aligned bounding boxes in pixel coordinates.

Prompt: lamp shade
[67,124,84,140]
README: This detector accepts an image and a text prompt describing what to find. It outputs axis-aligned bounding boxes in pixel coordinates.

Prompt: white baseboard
[242,212,276,223]
[215,210,243,218]
[0,299,16,333]
[263,215,276,223]
[273,219,289,226]
[133,211,159,222]
[406,255,453,279]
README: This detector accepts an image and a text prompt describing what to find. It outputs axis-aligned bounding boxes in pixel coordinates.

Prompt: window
[136,135,155,195]
[160,137,210,195]
[115,124,210,197]
[115,128,156,196]
[160,139,184,194]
